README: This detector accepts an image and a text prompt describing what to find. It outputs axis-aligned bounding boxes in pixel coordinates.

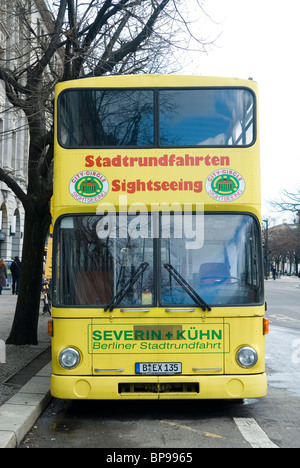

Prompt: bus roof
[55,75,257,93]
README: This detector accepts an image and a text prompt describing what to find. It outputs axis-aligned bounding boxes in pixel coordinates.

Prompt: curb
[0,362,52,448]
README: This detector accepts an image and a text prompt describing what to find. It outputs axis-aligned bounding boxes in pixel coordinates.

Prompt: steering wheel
[200,276,240,285]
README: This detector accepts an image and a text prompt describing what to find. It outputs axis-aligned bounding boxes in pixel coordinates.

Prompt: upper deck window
[159,89,254,146]
[59,89,154,147]
[58,87,255,148]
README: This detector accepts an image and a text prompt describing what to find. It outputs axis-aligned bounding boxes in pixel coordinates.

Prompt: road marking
[234,418,279,448]
[269,314,300,323]
[160,420,223,439]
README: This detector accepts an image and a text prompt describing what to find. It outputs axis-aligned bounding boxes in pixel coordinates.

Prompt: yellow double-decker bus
[50,75,268,400]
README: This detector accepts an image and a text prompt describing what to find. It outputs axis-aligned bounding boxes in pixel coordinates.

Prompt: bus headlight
[236,346,258,368]
[59,347,80,369]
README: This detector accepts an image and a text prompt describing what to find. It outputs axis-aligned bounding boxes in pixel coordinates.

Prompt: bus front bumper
[50,373,267,400]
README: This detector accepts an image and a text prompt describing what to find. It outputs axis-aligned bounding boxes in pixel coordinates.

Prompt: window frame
[57,86,257,149]
[52,212,264,309]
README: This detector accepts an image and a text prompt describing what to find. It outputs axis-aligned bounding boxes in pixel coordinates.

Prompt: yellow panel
[51,318,92,375]
[50,373,267,400]
[51,305,265,319]
[224,317,265,374]
[53,75,260,215]
[90,318,226,375]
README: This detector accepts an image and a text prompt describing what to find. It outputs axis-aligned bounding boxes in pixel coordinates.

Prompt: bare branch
[94,0,170,75]
[28,0,68,83]
[269,188,300,213]
[0,167,29,209]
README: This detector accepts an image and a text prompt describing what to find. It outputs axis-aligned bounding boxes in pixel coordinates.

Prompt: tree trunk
[6,206,50,345]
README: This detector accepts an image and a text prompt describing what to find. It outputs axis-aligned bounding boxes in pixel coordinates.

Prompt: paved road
[265,276,300,330]
[264,277,300,398]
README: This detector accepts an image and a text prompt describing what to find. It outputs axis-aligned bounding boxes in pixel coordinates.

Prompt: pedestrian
[10,256,21,295]
[0,259,7,295]
[271,263,276,280]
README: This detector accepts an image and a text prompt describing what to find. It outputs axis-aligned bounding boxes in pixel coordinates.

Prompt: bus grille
[118,382,199,394]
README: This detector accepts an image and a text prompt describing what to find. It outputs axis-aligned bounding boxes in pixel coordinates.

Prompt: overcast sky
[184,0,300,223]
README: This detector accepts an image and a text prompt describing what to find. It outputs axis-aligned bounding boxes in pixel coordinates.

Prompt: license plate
[135,362,182,375]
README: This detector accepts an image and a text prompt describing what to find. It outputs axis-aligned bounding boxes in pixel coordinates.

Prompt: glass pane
[54,213,262,308]
[58,89,154,147]
[160,214,263,306]
[159,89,254,146]
[54,214,154,307]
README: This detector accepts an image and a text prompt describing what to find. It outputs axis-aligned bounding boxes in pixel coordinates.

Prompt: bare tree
[0,0,217,344]
[266,217,300,276]
[269,188,300,213]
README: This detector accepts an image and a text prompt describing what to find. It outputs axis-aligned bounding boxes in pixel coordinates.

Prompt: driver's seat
[199,263,231,284]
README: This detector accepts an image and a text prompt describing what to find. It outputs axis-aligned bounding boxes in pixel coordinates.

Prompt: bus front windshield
[53,213,263,308]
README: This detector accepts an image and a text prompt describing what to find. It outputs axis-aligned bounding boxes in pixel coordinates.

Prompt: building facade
[0,74,27,260]
[0,0,57,261]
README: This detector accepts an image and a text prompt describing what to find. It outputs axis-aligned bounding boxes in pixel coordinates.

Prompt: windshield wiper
[104,261,149,312]
[163,263,211,311]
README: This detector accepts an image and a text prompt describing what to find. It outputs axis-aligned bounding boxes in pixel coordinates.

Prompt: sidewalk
[0,289,52,448]
[265,274,300,285]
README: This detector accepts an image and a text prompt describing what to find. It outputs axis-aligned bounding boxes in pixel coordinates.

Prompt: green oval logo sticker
[205,169,245,202]
[69,171,109,203]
